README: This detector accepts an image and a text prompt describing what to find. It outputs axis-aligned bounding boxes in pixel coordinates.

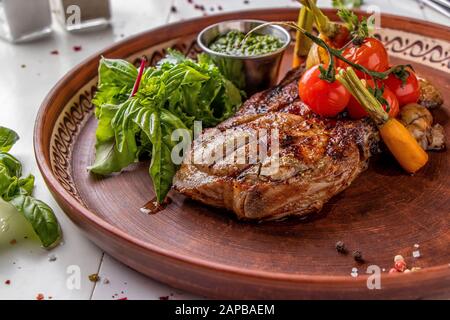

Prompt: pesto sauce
[209,30,284,56]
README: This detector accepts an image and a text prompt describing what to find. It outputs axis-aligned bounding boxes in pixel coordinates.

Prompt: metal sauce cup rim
[197,19,291,60]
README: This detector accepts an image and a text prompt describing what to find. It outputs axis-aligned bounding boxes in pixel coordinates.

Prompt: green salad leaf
[9,195,61,248]
[92,58,138,107]
[0,127,61,248]
[88,102,139,175]
[90,50,242,202]
[332,0,364,9]
[0,126,19,152]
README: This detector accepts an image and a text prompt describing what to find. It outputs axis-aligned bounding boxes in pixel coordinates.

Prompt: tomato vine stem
[244,21,411,83]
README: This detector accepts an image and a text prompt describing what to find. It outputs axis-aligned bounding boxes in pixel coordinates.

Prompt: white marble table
[0,0,448,300]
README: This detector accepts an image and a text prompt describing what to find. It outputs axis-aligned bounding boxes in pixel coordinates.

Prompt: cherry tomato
[384,69,420,106]
[298,65,350,117]
[347,80,399,119]
[340,37,389,78]
[332,25,351,49]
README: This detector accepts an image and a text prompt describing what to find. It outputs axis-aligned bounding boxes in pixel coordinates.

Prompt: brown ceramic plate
[34,9,450,299]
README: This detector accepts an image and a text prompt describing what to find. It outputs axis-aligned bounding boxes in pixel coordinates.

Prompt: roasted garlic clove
[399,103,445,151]
[428,124,445,151]
[418,77,444,109]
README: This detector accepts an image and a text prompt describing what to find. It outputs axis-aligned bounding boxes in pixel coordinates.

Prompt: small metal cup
[198,20,291,95]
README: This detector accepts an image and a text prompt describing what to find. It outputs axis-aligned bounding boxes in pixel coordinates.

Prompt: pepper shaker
[0,0,52,43]
[50,0,111,32]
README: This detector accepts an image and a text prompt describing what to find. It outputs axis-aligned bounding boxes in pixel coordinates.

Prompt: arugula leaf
[9,195,61,248]
[0,126,19,152]
[158,49,189,66]
[200,51,246,90]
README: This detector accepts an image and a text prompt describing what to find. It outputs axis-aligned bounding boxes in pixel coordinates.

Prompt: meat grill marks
[218,67,308,129]
[173,67,379,220]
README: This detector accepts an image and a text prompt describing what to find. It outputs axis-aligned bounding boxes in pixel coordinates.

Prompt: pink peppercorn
[389,268,398,274]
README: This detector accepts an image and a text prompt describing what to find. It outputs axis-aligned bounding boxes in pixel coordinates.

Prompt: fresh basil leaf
[98,58,138,87]
[111,99,141,152]
[150,140,176,203]
[0,174,34,200]
[90,50,242,203]
[9,195,61,248]
[0,127,61,248]
[88,104,138,175]
[147,112,175,203]
[92,58,137,107]
[160,109,189,133]
[136,109,187,202]
[0,152,22,177]
[0,152,22,196]
[0,164,14,196]
[18,174,35,196]
[0,126,19,152]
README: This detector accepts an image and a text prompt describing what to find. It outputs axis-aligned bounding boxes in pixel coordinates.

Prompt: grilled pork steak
[173,67,380,220]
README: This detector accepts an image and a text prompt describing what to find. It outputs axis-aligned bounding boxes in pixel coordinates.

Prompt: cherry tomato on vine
[384,69,420,106]
[347,80,400,119]
[298,65,351,117]
[331,25,351,49]
[339,37,389,78]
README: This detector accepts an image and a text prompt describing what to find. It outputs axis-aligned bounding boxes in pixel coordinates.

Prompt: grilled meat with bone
[173,67,379,220]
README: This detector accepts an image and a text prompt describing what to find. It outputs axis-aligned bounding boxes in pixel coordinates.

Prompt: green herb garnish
[332,0,364,9]
[209,30,283,56]
[89,50,242,203]
[0,126,61,248]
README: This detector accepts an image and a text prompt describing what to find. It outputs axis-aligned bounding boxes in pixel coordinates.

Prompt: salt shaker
[50,0,111,32]
[0,0,53,43]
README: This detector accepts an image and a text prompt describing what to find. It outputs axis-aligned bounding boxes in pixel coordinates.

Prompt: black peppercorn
[353,250,364,263]
[335,241,347,254]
